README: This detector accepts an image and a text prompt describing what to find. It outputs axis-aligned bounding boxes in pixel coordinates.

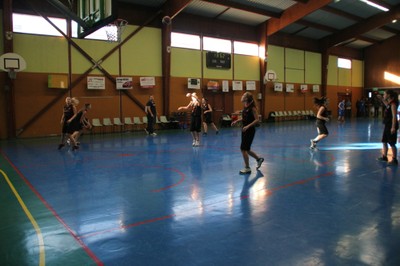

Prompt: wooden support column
[162,20,172,116]
[258,22,267,120]
[321,48,330,97]
[3,0,16,138]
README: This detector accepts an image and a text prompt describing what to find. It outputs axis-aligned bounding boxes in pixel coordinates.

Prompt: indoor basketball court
[1,119,399,265]
[1,0,400,265]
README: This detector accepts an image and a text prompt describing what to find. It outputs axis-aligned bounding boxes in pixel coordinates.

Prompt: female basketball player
[231,92,264,174]
[310,96,329,149]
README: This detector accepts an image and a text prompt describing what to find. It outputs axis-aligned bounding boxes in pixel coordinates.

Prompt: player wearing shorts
[310,97,330,149]
[178,93,202,146]
[201,98,219,135]
[231,92,264,174]
[377,90,399,166]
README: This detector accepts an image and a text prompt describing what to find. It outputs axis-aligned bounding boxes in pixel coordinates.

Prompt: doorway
[203,90,233,126]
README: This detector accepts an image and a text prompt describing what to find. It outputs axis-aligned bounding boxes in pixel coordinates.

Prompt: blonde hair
[71,97,79,106]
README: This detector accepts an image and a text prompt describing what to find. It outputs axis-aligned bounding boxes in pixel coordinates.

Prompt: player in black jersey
[231,92,264,174]
[178,92,202,146]
[201,98,219,135]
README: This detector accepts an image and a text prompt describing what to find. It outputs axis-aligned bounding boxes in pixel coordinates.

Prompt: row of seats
[90,116,178,133]
[269,110,316,121]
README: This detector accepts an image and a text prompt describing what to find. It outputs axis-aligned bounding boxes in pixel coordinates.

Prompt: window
[71,21,111,40]
[338,58,351,69]
[233,41,259,56]
[13,13,67,37]
[171,32,200,50]
[13,13,110,41]
[203,37,231,53]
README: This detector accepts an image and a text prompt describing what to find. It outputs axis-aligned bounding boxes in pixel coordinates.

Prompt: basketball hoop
[105,19,128,43]
[8,69,17,80]
[264,70,277,84]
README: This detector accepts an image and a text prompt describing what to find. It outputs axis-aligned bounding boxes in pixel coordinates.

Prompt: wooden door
[203,90,233,125]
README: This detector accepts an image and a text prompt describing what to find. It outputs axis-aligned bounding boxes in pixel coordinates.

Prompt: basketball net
[8,69,17,80]
[105,19,128,43]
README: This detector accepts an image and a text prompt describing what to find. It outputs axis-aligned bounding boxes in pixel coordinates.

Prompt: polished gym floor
[1,118,399,266]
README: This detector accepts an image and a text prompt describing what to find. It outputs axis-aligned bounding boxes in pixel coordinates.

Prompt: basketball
[162,16,171,25]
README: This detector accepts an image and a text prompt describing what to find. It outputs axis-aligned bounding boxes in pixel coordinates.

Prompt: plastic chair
[142,116,148,124]
[91,118,103,134]
[103,118,113,132]
[113,118,124,132]
[133,117,143,130]
[124,117,134,131]
[159,115,171,128]
[221,114,232,127]
[160,115,170,124]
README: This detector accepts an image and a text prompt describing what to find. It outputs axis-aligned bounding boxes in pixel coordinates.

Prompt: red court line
[240,171,334,200]
[151,167,186,192]
[69,172,333,239]
[78,214,176,239]
[0,151,104,266]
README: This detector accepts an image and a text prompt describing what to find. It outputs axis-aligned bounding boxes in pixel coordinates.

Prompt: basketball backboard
[76,0,117,39]
[0,53,27,79]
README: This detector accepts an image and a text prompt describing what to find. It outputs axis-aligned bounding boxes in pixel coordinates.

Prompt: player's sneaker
[376,155,388,162]
[256,158,264,169]
[239,167,251,174]
[388,158,398,166]
[310,139,316,149]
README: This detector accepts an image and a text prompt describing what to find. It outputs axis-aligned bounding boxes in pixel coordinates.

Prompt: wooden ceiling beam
[201,0,280,18]
[163,0,193,19]
[297,19,337,33]
[320,4,400,49]
[266,0,332,36]
[321,6,363,22]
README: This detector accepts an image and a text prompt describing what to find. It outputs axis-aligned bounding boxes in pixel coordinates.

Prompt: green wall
[13,26,162,76]
[327,55,363,87]
[267,46,322,85]
[11,25,363,87]
[234,54,259,80]
[171,48,260,81]
[171,48,202,77]
[267,45,284,82]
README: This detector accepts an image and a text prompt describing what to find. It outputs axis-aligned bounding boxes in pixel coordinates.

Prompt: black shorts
[240,126,255,151]
[204,114,213,124]
[382,125,398,145]
[62,122,69,134]
[190,115,202,132]
[316,121,329,135]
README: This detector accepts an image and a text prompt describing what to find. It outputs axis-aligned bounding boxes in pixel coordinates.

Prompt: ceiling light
[360,0,389,12]
[392,19,398,23]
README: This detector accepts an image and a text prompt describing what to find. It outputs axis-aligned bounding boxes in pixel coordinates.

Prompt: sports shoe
[151,132,157,136]
[192,140,196,146]
[239,167,251,174]
[310,139,316,149]
[388,158,398,166]
[194,140,200,147]
[256,157,264,169]
[376,156,388,162]
[58,144,65,150]
[216,131,219,135]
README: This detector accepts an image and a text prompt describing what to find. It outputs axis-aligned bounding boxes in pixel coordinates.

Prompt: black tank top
[384,100,399,129]
[63,104,74,122]
[192,105,202,117]
[242,106,255,127]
